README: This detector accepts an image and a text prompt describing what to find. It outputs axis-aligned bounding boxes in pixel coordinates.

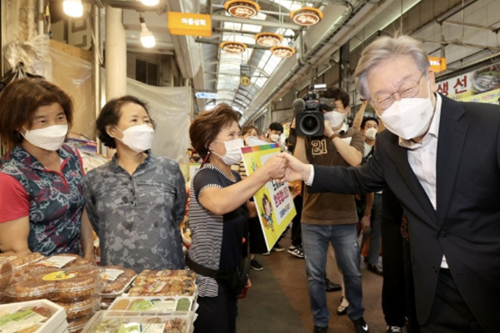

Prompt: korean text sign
[241,143,296,251]
[167,12,212,37]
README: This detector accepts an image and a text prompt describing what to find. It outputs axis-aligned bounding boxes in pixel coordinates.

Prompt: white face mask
[116,124,155,152]
[212,138,244,165]
[244,136,258,146]
[364,127,378,140]
[270,134,281,143]
[324,111,345,128]
[378,84,434,140]
[21,125,68,151]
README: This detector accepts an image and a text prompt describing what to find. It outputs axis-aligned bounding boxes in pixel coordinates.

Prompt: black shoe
[250,259,264,271]
[386,326,403,333]
[367,263,383,275]
[352,317,369,333]
[336,296,348,316]
[273,242,285,252]
[325,277,342,292]
[312,325,328,333]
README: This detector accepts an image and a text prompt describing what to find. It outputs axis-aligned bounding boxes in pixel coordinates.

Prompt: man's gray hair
[355,35,430,99]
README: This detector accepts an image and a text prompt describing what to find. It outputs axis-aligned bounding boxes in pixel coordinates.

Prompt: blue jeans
[302,223,364,326]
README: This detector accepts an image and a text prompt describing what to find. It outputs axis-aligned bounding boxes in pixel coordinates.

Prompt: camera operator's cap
[319,98,335,111]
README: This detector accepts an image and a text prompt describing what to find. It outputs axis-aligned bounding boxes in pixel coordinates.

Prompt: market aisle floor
[237,230,387,333]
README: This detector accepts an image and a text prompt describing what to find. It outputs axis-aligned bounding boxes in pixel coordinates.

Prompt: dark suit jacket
[309,95,500,332]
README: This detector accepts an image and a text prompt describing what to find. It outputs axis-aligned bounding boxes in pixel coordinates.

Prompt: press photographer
[291,87,368,333]
[294,84,341,137]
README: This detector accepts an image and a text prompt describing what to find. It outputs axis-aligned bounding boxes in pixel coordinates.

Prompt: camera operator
[292,87,369,333]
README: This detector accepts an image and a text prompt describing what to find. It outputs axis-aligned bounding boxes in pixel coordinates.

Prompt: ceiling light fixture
[290,7,324,26]
[139,15,156,48]
[140,0,160,5]
[220,41,247,54]
[271,46,296,58]
[224,0,261,18]
[63,0,83,18]
[255,32,283,47]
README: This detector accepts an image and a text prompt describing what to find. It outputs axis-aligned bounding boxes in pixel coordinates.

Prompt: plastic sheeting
[127,78,191,165]
[50,45,95,139]
[3,34,52,80]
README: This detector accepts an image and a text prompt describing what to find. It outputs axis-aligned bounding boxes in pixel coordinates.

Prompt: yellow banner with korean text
[167,12,212,37]
[241,143,296,251]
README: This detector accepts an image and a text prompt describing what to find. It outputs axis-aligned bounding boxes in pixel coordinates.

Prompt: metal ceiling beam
[419,39,500,52]
[205,60,270,77]
[213,28,295,39]
[195,37,270,50]
[442,20,500,32]
[211,14,299,30]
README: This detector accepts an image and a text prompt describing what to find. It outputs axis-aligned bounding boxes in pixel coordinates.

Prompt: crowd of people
[0,33,498,333]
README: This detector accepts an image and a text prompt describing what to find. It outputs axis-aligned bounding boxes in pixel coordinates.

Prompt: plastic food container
[68,314,93,333]
[4,280,56,303]
[128,279,195,297]
[0,252,43,269]
[133,270,196,287]
[108,296,196,313]
[7,267,103,303]
[56,295,101,319]
[100,266,136,298]
[35,254,91,269]
[0,299,68,333]
[81,311,193,333]
[0,258,13,294]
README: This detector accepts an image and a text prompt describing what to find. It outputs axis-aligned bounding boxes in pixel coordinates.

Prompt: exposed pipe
[38,0,44,35]
[92,4,102,149]
[211,14,298,30]
[435,0,478,25]
[244,0,366,122]
[104,6,126,100]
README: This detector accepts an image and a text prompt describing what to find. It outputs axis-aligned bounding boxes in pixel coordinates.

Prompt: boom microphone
[292,98,305,115]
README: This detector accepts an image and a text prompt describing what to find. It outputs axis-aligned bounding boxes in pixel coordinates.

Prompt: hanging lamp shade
[290,7,324,26]
[220,41,248,53]
[254,32,283,47]
[271,46,296,58]
[224,0,261,18]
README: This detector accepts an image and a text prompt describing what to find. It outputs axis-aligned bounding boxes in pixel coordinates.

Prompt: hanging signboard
[436,61,500,104]
[240,64,251,86]
[241,143,296,251]
[167,12,212,37]
[429,57,447,73]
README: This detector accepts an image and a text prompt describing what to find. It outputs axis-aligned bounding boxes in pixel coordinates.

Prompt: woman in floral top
[0,79,94,259]
[83,96,186,273]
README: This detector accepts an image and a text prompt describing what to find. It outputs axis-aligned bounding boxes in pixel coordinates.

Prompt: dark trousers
[421,269,484,333]
[381,220,419,332]
[194,288,237,333]
[291,195,303,247]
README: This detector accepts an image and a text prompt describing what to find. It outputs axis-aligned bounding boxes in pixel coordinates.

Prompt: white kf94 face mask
[21,125,68,151]
[324,111,345,128]
[116,124,155,152]
[212,138,244,165]
[378,83,434,141]
[364,127,378,140]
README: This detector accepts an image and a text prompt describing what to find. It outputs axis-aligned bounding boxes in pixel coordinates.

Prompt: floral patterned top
[83,153,187,273]
[0,144,85,255]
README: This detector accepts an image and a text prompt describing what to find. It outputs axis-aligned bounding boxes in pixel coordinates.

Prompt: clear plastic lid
[57,294,101,319]
[81,311,193,333]
[0,258,13,293]
[100,266,137,297]
[4,280,57,302]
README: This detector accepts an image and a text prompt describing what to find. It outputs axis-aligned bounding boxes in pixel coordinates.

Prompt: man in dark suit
[279,35,500,333]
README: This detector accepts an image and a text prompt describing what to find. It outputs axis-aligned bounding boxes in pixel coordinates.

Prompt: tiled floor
[238,229,389,333]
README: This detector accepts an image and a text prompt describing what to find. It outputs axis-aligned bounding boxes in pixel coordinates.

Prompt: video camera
[294,84,334,137]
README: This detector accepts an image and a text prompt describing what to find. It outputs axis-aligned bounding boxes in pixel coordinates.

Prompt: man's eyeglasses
[370,71,426,110]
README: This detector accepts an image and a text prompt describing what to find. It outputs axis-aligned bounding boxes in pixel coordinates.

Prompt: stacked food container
[2,254,103,333]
